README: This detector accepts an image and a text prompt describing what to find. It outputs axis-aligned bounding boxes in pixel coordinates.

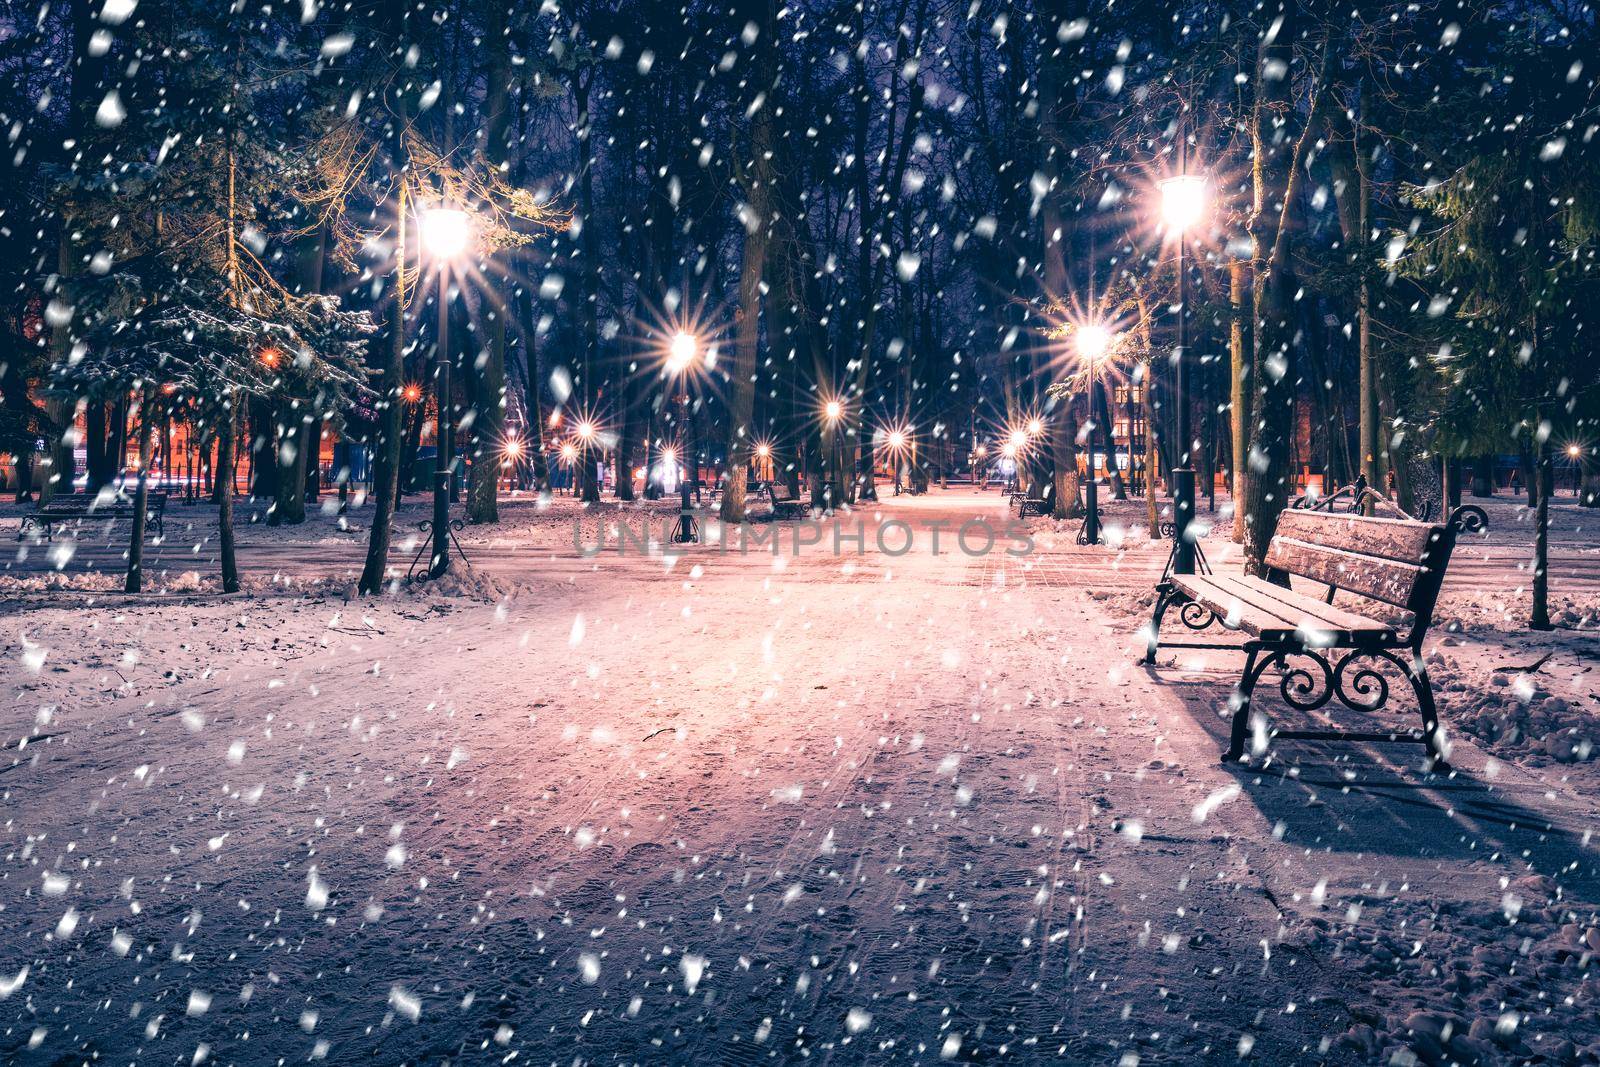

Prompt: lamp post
[1158,171,1206,574]
[886,428,907,493]
[823,399,844,509]
[1570,444,1584,496]
[666,330,701,543]
[1076,323,1115,545]
[419,205,472,578]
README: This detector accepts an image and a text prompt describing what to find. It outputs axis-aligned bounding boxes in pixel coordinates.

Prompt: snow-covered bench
[1009,491,1049,518]
[1143,507,1473,769]
[766,482,807,520]
[19,492,167,542]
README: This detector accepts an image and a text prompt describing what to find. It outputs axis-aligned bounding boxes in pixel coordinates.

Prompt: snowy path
[3,492,1600,1063]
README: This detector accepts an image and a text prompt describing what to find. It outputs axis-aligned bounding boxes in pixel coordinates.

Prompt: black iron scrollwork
[1330,648,1404,713]
[1272,649,1336,711]
[1179,602,1219,631]
[1448,505,1488,535]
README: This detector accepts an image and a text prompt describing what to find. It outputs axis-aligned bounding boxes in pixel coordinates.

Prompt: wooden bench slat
[1265,537,1426,609]
[1194,573,1397,639]
[1171,575,1394,642]
[1271,509,1439,564]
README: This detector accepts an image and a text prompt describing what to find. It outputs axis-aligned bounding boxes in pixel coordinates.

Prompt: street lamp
[664,331,701,543]
[821,399,845,510]
[1158,170,1207,573]
[754,441,773,485]
[1570,443,1584,496]
[419,205,473,579]
[1076,323,1118,545]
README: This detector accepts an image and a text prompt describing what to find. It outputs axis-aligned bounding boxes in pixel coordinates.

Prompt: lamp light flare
[1158,174,1208,233]
[402,383,423,404]
[1025,418,1043,438]
[824,400,843,422]
[503,438,525,460]
[1569,444,1583,458]
[756,443,771,459]
[576,421,597,441]
[559,442,578,462]
[420,207,472,260]
[1008,428,1029,451]
[1077,324,1114,362]
[886,429,907,451]
[667,330,698,374]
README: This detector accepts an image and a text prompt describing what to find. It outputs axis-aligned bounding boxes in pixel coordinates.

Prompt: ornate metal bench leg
[1145,584,1176,664]
[1225,645,1268,763]
[1403,651,1450,771]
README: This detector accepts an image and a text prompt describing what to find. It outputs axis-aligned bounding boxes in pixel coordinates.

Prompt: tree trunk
[1471,453,1495,497]
[1229,261,1250,541]
[467,293,508,522]
[217,404,240,593]
[721,0,777,525]
[1143,370,1160,537]
[1242,0,1304,577]
[1517,445,1538,508]
[358,142,409,594]
[124,391,155,593]
[573,72,602,505]
[1096,383,1126,500]
[1531,438,1552,630]
[518,285,551,497]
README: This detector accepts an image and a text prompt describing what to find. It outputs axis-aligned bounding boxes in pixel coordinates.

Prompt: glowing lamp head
[756,443,771,459]
[667,331,698,374]
[549,411,562,427]
[560,442,578,462]
[503,439,524,460]
[1001,441,1019,459]
[887,429,907,451]
[660,444,679,465]
[1158,174,1208,233]
[258,346,282,368]
[420,207,472,260]
[1569,444,1583,458]
[824,400,843,422]
[975,445,987,458]
[576,420,597,442]
[1026,418,1043,438]
[402,383,423,404]
[1008,428,1028,451]
[1077,324,1113,363]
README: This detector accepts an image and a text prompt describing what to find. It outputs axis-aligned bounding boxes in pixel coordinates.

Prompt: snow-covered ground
[2,487,1598,1063]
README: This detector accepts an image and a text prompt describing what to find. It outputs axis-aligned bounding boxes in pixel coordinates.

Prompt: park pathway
[2,491,1598,1063]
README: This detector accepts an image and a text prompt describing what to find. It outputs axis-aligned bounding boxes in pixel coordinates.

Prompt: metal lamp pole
[1084,361,1101,545]
[430,250,453,578]
[1172,226,1195,573]
[676,395,696,543]
[1158,168,1204,576]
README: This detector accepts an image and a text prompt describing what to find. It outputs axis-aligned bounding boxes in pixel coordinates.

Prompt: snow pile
[1309,874,1600,1064]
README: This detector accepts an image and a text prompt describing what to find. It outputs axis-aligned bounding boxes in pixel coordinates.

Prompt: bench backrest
[38,492,167,515]
[768,482,799,503]
[1266,509,1455,618]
